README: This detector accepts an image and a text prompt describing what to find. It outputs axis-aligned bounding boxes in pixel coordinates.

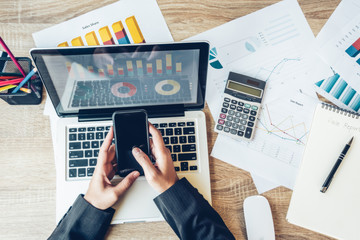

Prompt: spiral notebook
[287,103,360,240]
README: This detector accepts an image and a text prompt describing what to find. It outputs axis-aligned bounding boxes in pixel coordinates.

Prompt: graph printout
[317,13,360,93]
[189,0,319,189]
[313,0,360,113]
[32,0,173,47]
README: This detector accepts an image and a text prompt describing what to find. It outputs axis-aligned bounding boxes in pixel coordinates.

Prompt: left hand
[84,126,139,210]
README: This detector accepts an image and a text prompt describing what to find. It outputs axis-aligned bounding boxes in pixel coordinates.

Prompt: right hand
[132,123,179,193]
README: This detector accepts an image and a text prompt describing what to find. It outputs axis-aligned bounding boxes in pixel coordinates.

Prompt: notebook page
[286,104,360,240]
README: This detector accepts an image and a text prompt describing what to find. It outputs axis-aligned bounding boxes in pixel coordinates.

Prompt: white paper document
[190,0,320,189]
[33,0,173,47]
[314,0,360,113]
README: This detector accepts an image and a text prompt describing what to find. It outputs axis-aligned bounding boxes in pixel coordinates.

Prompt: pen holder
[0,57,42,105]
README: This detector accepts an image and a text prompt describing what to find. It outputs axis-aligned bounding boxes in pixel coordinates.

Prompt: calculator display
[227,80,262,97]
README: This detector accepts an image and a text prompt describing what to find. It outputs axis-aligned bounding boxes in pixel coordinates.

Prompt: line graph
[255,57,300,82]
[256,104,308,145]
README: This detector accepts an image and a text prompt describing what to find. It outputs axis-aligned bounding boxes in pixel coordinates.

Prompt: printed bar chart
[322,73,340,93]
[345,37,360,57]
[58,42,69,47]
[341,87,356,105]
[125,16,145,43]
[112,21,130,44]
[71,37,84,46]
[315,73,360,112]
[332,78,347,99]
[85,32,100,46]
[350,94,360,111]
[99,26,115,45]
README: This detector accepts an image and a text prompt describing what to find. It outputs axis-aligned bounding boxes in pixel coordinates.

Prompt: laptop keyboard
[66,120,199,180]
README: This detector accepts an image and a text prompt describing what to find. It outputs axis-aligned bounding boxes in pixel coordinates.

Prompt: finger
[149,123,165,148]
[100,126,114,153]
[132,147,157,175]
[98,144,116,169]
[113,171,140,197]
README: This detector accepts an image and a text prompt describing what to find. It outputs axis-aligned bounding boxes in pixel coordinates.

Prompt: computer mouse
[243,195,275,240]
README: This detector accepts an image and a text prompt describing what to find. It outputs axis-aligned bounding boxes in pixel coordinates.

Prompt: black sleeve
[153,178,235,240]
[48,195,114,240]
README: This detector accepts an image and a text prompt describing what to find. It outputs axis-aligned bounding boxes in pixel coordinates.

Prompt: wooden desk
[0,0,339,239]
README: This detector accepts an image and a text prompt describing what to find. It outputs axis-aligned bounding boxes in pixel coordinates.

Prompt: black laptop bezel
[30,42,209,118]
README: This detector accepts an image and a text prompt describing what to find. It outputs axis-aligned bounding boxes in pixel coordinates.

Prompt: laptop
[30,42,212,224]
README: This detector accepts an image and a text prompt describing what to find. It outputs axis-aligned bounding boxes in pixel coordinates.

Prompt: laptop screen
[31,42,209,117]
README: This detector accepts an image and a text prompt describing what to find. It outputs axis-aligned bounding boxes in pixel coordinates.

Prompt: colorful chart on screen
[66,50,198,109]
[111,82,137,98]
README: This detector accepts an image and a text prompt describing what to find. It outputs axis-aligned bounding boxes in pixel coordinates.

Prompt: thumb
[132,147,156,175]
[113,171,139,197]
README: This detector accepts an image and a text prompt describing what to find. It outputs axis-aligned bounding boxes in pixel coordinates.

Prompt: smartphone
[112,109,150,177]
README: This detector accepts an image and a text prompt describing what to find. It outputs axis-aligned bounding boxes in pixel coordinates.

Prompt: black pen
[320,136,354,193]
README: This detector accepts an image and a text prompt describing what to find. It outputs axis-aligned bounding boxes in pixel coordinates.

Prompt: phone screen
[113,110,149,177]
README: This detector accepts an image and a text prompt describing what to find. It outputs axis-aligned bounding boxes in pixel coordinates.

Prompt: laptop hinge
[78,113,113,122]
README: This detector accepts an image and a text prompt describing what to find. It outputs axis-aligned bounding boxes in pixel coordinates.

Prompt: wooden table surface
[0,0,340,239]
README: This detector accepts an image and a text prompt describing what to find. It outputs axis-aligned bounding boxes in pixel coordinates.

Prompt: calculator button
[244,104,251,108]
[224,97,230,102]
[228,110,235,115]
[232,123,238,129]
[234,118,240,123]
[226,116,233,121]
[237,106,243,112]
[239,125,245,131]
[231,99,237,104]
[186,122,195,126]
[250,110,257,116]
[241,114,248,120]
[69,128,77,132]
[251,106,258,110]
[248,122,254,127]
[235,112,241,117]
[245,128,253,138]
[240,120,247,125]
[237,131,244,136]
[223,102,229,108]
[216,125,224,131]
[230,129,237,135]
[221,108,228,113]
[243,108,250,114]
[220,114,226,119]
[249,116,256,121]
[224,127,230,132]
[169,123,177,127]
[218,119,225,125]
[238,102,244,106]
[225,121,232,127]
[230,104,236,110]
[178,122,186,127]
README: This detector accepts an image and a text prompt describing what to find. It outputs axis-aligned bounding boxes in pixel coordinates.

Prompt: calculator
[214,71,266,141]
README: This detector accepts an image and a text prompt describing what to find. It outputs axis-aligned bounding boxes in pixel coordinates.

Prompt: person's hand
[132,123,179,193]
[84,126,139,210]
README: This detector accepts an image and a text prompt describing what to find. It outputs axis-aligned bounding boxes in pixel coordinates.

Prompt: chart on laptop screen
[43,49,200,109]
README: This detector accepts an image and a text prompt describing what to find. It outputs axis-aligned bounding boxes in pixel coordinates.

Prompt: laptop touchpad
[111,177,162,223]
